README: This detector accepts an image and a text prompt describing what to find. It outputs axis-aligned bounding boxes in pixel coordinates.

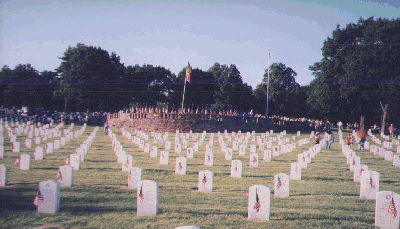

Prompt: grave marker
[290,162,301,180]
[248,185,270,221]
[198,170,213,193]
[128,167,142,189]
[20,154,30,170]
[274,173,289,197]
[35,180,60,213]
[231,160,242,178]
[375,191,399,229]
[0,164,7,187]
[360,170,379,199]
[175,157,187,175]
[137,180,158,216]
[57,165,73,187]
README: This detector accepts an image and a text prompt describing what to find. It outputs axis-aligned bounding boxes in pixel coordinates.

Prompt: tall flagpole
[181,58,190,112]
[181,76,187,111]
[266,52,271,118]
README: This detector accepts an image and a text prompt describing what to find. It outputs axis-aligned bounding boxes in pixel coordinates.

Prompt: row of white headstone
[339,129,400,228]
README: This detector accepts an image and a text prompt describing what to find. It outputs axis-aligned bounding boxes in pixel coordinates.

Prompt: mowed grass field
[1,124,400,229]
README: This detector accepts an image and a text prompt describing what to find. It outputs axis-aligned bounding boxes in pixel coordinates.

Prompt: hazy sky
[1,0,399,88]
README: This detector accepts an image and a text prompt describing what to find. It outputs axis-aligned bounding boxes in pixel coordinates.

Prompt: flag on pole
[253,188,261,213]
[388,195,397,219]
[185,62,192,83]
[33,188,44,207]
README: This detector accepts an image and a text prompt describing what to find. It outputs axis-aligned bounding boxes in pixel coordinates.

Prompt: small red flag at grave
[202,174,207,184]
[253,188,261,213]
[57,169,63,181]
[138,185,145,203]
[277,176,282,189]
[388,195,398,219]
[14,156,20,165]
[370,176,375,190]
[33,188,44,207]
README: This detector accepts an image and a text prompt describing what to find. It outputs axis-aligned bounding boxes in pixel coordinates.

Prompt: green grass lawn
[1,124,399,229]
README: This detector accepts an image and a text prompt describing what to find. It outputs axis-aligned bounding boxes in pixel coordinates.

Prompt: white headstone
[175,157,187,175]
[393,155,400,167]
[231,160,242,178]
[239,145,246,156]
[123,155,134,171]
[248,185,270,221]
[150,146,158,158]
[225,148,233,160]
[261,149,270,162]
[35,180,60,213]
[385,151,394,161]
[20,154,30,170]
[53,139,60,150]
[204,152,213,167]
[34,147,44,160]
[360,170,379,199]
[12,142,20,153]
[198,170,213,193]
[187,148,194,159]
[272,146,279,157]
[24,138,32,148]
[69,154,80,170]
[274,173,289,197]
[290,162,301,180]
[57,165,73,187]
[165,141,171,150]
[0,164,7,187]
[46,142,54,154]
[137,180,158,216]
[128,167,142,189]
[353,164,368,183]
[249,153,259,167]
[375,191,400,229]
[159,151,169,165]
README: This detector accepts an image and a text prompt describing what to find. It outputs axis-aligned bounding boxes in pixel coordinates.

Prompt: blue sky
[1,0,399,88]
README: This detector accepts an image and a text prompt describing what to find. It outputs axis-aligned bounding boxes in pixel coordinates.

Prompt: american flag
[370,176,375,190]
[388,196,397,219]
[202,173,207,184]
[138,185,145,203]
[33,188,44,207]
[277,176,282,189]
[14,156,20,165]
[57,169,63,181]
[185,62,192,83]
[253,188,261,213]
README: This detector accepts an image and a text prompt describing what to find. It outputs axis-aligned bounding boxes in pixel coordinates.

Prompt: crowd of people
[0,106,107,126]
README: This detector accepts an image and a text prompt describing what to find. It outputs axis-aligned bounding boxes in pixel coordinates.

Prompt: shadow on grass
[0,185,38,212]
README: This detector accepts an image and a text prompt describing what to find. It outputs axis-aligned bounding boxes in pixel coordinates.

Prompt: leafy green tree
[254,62,299,116]
[308,17,400,129]
[55,43,125,111]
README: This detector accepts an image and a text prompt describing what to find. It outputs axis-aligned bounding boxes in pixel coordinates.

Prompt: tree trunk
[64,97,68,112]
[360,115,364,128]
[380,103,388,136]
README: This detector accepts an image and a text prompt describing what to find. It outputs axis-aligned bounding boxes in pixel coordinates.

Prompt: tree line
[1,17,399,129]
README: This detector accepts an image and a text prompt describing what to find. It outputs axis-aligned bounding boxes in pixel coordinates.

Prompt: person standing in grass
[326,130,333,150]
[104,122,109,135]
[356,126,366,150]
[346,134,352,146]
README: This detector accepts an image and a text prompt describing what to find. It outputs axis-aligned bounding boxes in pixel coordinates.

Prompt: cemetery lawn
[1,126,399,229]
